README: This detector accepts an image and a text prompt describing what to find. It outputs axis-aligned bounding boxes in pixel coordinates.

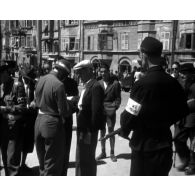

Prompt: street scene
[1,20,195,176]
[0,90,186,176]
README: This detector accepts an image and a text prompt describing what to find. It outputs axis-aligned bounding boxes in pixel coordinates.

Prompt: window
[179,33,195,50]
[21,37,26,47]
[137,33,148,49]
[121,33,129,50]
[160,32,170,50]
[10,21,15,29]
[27,20,32,27]
[20,20,25,28]
[54,20,58,31]
[75,38,80,50]
[33,36,36,48]
[87,36,94,50]
[60,20,65,27]
[186,34,192,49]
[54,41,59,53]
[98,33,113,50]
[16,20,19,27]
[65,20,79,26]
[61,37,69,52]
[69,37,75,50]
[33,20,36,26]
[10,37,15,46]
[26,36,32,48]
[43,21,49,35]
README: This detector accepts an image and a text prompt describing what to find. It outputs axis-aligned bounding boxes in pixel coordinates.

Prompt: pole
[58,20,61,56]
[36,20,42,69]
[170,20,178,67]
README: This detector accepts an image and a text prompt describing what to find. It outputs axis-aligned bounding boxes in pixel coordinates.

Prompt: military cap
[140,37,163,56]
[180,63,195,74]
[73,60,92,70]
[54,59,71,74]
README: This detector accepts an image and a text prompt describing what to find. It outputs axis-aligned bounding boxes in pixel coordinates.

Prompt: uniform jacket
[99,77,121,110]
[77,79,104,132]
[35,71,69,120]
[120,66,189,152]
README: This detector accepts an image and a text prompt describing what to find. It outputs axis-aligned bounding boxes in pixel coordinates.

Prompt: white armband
[125,98,142,116]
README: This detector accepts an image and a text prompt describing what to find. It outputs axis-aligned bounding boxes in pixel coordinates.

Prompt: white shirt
[78,79,91,110]
[103,81,108,90]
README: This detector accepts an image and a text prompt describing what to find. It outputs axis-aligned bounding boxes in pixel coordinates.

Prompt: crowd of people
[0,36,195,176]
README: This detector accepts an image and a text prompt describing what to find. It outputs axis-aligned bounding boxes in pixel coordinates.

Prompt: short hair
[100,63,109,71]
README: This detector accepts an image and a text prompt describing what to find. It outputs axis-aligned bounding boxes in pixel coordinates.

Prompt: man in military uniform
[118,37,189,176]
[35,59,70,176]
[74,60,104,176]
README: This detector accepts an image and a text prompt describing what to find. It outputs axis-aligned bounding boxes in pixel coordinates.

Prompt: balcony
[10,28,27,36]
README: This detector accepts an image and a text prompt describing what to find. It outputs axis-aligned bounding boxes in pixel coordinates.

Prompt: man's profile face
[172,64,179,78]
[76,68,90,83]
[100,67,109,81]
[139,51,149,71]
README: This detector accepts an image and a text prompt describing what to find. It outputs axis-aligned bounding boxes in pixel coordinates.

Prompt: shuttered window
[121,33,129,50]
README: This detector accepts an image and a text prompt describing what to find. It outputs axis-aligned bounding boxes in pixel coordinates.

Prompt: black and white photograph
[0,0,194,194]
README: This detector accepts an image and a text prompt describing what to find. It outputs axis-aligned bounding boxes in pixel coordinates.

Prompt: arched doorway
[119,59,131,74]
[91,58,101,78]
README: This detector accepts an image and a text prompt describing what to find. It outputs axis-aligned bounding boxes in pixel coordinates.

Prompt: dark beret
[140,37,163,56]
[180,63,195,74]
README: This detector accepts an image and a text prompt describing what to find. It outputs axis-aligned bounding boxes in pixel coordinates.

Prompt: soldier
[118,37,189,175]
[35,59,70,176]
[74,60,104,176]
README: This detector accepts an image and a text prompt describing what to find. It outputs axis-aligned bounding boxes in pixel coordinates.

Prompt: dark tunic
[76,79,104,176]
[120,66,189,175]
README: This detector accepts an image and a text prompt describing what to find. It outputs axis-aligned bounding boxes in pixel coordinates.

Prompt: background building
[1,20,195,73]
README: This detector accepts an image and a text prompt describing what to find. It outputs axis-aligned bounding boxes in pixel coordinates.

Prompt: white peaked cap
[73,60,92,70]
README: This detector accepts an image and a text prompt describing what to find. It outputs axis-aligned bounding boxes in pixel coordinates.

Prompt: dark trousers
[35,114,65,176]
[0,118,9,175]
[22,112,37,154]
[62,116,73,176]
[7,120,24,176]
[174,127,195,167]
[130,148,173,176]
[75,130,98,176]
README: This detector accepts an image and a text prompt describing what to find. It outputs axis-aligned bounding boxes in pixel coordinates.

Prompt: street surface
[0,90,186,176]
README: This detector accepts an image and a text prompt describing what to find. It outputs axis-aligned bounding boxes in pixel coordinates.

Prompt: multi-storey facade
[41,20,60,65]
[1,20,38,71]
[60,20,81,65]
[1,20,195,72]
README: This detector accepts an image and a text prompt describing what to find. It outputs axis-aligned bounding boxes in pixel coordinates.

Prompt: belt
[38,109,59,117]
